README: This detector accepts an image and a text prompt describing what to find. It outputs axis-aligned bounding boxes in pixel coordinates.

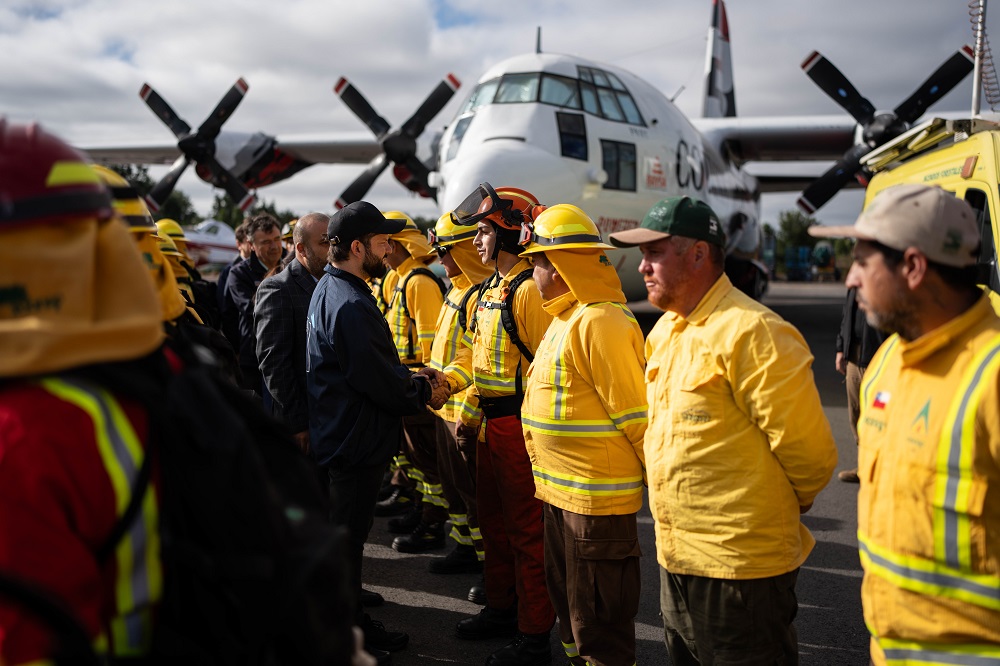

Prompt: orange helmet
[453,183,543,231]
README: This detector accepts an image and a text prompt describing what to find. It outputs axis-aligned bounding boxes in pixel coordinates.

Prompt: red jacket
[0,377,156,664]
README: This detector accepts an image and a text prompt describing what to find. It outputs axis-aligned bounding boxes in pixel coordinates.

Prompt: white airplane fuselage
[435,52,762,300]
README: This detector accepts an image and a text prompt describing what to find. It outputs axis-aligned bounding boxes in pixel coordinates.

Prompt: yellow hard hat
[519,204,613,254]
[383,210,434,261]
[282,218,297,241]
[428,211,476,249]
[91,165,156,234]
[155,229,183,258]
[155,218,186,240]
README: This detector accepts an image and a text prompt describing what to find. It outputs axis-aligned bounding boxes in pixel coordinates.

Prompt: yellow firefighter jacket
[429,273,479,423]
[645,275,837,579]
[523,290,647,515]
[383,256,443,367]
[857,294,1000,665]
[471,259,551,402]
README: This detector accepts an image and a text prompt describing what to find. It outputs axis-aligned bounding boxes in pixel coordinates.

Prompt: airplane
[82,0,976,300]
[181,219,242,267]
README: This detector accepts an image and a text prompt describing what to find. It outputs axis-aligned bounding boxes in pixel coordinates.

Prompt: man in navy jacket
[306,201,447,660]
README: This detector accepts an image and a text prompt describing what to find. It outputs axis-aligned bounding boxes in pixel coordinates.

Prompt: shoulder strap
[398,267,445,361]
[502,269,536,363]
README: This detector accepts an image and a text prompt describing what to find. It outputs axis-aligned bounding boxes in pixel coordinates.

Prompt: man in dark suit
[255,212,330,453]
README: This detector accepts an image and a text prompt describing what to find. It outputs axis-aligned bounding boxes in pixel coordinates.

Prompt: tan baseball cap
[808,184,980,267]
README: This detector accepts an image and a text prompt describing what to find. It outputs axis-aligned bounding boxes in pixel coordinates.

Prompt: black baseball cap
[327,201,406,245]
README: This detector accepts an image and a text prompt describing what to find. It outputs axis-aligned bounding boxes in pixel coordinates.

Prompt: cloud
[0,0,993,226]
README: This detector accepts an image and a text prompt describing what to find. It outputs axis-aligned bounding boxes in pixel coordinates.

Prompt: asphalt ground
[362,281,870,665]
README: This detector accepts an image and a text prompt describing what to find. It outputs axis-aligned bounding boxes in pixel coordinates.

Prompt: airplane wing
[692,115,855,162]
[80,133,381,166]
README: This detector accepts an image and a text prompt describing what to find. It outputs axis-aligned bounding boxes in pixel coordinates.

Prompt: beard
[362,243,388,279]
[862,292,919,340]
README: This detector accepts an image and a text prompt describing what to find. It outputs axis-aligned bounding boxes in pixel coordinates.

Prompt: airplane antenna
[669,85,685,103]
[972,0,988,116]
[536,26,542,54]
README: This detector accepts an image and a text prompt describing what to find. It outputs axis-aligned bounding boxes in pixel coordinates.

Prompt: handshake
[415,367,451,410]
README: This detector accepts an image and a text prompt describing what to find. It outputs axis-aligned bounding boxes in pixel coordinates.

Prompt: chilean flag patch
[872,391,890,409]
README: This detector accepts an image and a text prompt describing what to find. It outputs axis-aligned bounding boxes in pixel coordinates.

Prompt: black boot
[468,574,486,605]
[392,521,446,553]
[374,486,418,517]
[455,606,517,640]
[485,631,552,666]
[360,613,409,653]
[387,506,422,534]
[429,544,483,574]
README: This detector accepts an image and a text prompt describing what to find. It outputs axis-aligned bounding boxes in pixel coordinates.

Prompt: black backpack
[87,343,353,666]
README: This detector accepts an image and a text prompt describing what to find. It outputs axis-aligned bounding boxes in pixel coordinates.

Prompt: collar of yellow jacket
[448,272,473,292]
[451,242,493,284]
[542,290,578,316]
[546,247,626,305]
[665,273,733,326]
[897,292,996,367]
[395,255,434,279]
[0,216,164,377]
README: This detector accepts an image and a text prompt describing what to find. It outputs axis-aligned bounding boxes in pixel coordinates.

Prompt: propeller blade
[334,78,391,138]
[801,51,875,124]
[893,45,975,123]
[197,78,250,140]
[400,73,461,138]
[335,154,389,209]
[202,155,256,211]
[796,144,869,214]
[139,83,192,138]
[401,155,436,201]
[145,155,190,212]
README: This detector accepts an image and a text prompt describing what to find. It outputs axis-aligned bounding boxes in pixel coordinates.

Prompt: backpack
[472,268,536,363]
[89,343,353,666]
[394,267,447,361]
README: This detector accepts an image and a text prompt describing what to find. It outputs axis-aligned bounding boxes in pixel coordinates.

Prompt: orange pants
[477,414,555,634]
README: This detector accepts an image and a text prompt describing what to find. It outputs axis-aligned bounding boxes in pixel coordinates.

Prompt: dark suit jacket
[254,258,317,433]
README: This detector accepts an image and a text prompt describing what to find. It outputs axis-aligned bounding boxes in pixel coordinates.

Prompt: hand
[835,351,846,375]
[455,423,480,455]
[292,431,310,455]
[351,626,376,666]
[416,367,447,389]
[428,383,450,410]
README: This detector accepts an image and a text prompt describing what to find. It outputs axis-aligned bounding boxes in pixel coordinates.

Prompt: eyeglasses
[435,246,451,258]
[319,233,331,245]
[452,182,514,227]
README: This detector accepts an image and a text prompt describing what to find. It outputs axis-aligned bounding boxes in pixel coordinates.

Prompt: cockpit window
[540,75,580,109]
[496,73,540,104]
[461,78,500,113]
[458,66,644,126]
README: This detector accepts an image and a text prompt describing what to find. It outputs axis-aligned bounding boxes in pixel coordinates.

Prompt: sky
[2,0,996,228]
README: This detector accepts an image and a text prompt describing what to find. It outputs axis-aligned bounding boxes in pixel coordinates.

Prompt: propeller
[333,74,461,208]
[139,79,256,212]
[797,46,974,213]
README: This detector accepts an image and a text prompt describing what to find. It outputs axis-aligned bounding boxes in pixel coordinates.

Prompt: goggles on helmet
[518,222,607,248]
[453,182,520,227]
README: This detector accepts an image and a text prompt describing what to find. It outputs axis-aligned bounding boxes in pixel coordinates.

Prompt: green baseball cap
[608,196,726,248]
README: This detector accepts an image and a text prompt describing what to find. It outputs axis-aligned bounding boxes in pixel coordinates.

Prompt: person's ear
[901,247,928,290]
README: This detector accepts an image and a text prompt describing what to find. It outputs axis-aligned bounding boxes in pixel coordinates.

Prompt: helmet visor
[452,182,512,227]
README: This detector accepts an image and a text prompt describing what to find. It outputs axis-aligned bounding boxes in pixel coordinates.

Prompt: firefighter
[0,119,165,663]
[426,211,494,575]
[519,204,648,666]
[451,183,555,666]
[810,185,1000,665]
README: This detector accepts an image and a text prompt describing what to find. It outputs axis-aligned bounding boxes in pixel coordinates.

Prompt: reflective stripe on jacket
[471,260,551,399]
[644,275,837,579]
[857,295,1000,663]
[429,276,477,422]
[523,294,647,515]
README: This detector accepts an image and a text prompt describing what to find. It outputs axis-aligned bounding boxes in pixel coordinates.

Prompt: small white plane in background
[84,0,974,299]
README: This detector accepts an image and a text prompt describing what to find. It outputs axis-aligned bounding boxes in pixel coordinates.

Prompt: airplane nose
[437,140,581,212]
